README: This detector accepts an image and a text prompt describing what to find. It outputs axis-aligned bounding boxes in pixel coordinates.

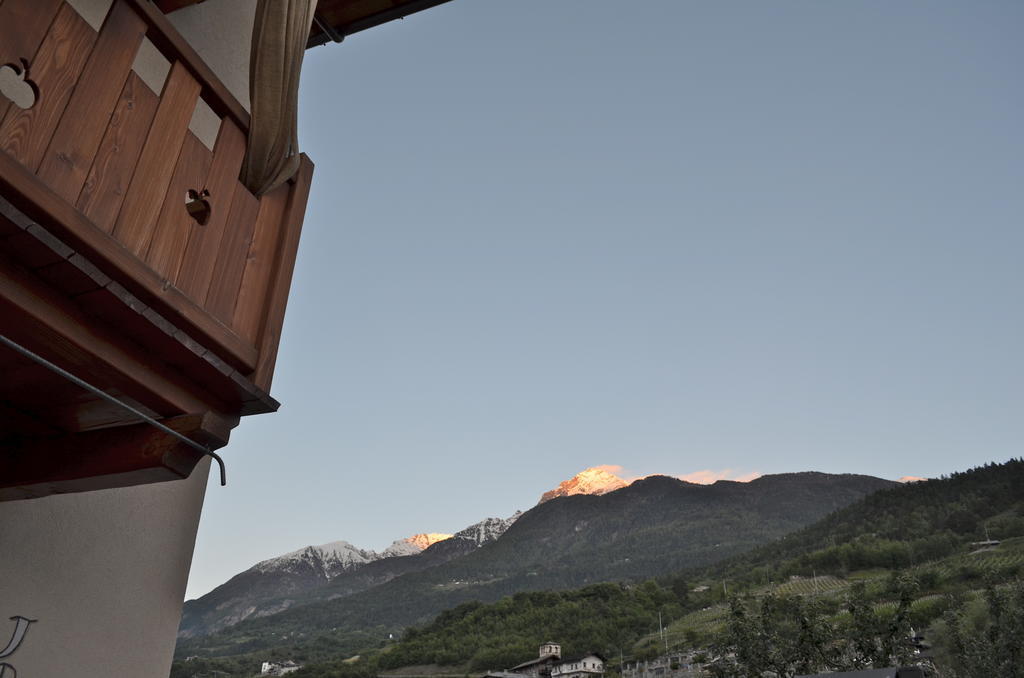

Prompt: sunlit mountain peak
[404,533,453,550]
[539,466,629,504]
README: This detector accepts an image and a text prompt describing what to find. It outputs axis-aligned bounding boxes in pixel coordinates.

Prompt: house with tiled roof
[486,644,605,678]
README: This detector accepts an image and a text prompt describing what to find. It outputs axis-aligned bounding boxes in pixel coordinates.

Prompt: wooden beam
[252,154,314,391]
[0,148,259,371]
[0,413,234,501]
[0,211,280,415]
[0,248,221,417]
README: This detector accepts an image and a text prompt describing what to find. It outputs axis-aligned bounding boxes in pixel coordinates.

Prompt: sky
[185,0,1023,599]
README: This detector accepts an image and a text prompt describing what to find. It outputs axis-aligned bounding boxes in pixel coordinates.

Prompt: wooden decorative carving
[0,59,38,110]
[185,188,211,225]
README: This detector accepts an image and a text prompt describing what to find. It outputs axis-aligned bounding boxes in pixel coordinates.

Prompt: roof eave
[306,0,455,48]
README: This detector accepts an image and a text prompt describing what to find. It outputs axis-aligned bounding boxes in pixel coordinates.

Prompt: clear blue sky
[185,0,1023,599]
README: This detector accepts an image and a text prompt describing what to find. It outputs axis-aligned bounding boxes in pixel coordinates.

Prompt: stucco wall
[0,459,211,677]
[167,0,257,112]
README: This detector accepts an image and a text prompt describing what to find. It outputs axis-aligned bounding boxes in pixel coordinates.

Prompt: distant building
[551,653,606,678]
[261,660,301,676]
[969,539,1001,554]
[621,652,703,678]
[491,643,605,678]
[507,643,563,678]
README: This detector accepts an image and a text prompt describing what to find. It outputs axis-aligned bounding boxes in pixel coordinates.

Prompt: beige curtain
[242,0,316,196]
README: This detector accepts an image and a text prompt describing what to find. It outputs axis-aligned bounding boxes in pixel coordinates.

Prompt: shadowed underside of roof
[153,0,455,48]
[307,0,455,47]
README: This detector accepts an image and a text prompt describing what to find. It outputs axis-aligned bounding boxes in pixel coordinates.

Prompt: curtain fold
[242,0,316,196]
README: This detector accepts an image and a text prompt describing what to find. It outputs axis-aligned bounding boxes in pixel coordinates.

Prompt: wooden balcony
[0,0,313,498]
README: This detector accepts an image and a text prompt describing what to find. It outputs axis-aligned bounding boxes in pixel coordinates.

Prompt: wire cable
[0,333,227,485]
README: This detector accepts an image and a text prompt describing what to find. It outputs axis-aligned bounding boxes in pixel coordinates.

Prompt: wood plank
[112,60,200,256]
[0,4,98,171]
[0,0,64,122]
[0,150,260,371]
[0,401,66,439]
[69,279,278,414]
[76,71,159,233]
[0,413,232,501]
[46,390,156,432]
[37,0,147,202]
[0,360,88,412]
[145,132,211,279]
[205,181,259,323]
[153,0,202,13]
[0,250,223,418]
[0,362,147,433]
[252,154,314,390]
[0,213,22,237]
[0,0,63,64]
[33,257,106,297]
[175,118,246,301]
[1,217,277,413]
[4,229,67,269]
[123,0,250,132]
[2,220,73,271]
[231,181,290,343]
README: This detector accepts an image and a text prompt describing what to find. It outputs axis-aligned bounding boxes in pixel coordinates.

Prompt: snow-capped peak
[451,512,522,546]
[246,517,519,583]
[408,533,454,550]
[539,467,629,503]
[381,533,453,558]
[253,540,378,576]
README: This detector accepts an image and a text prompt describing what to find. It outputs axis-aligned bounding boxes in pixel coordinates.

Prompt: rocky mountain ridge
[178,514,519,638]
[538,466,629,503]
[402,533,454,551]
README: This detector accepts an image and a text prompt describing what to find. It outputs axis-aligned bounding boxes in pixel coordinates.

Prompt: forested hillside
[706,459,1024,584]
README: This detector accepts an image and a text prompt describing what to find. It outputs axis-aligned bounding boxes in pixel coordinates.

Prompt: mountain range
[179,514,520,638]
[176,467,894,658]
[182,466,640,638]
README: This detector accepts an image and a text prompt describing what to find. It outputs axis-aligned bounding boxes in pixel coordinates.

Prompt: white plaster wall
[65,0,114,31]
[0,458,211,677]
[167,0,257,112]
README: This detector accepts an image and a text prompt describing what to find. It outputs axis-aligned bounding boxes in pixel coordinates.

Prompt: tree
[713,594,833,678]
[940,579,1024,677]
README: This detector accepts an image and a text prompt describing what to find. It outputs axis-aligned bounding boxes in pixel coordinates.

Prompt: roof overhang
[154,0,455,48]
[307,0,455,47]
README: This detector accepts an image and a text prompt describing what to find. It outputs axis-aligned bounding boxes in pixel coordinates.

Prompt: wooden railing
[0,0,311,395]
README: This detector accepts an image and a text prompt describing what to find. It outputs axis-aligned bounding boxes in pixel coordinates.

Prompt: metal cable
[0,333,227,485]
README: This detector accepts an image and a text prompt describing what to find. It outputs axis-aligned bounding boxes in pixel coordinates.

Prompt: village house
[261,659,301,676]
[488,643,606,678]
[550,652,607,678]
[503,642,564,678]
